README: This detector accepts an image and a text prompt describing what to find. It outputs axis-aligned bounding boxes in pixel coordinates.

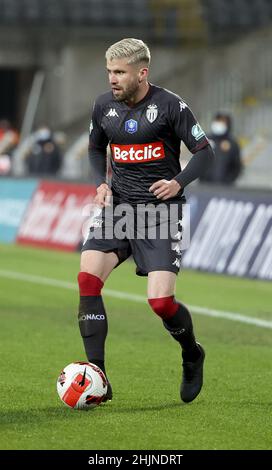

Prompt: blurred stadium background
[0,0,272,451]
[0,0,271,280]
[0,0,272,185]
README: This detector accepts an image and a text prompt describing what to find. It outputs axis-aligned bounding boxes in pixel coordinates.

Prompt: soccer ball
[57,362,108,410]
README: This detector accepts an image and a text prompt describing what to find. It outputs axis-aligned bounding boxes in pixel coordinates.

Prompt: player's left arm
[173,144,215,189]
[150,99,215,200]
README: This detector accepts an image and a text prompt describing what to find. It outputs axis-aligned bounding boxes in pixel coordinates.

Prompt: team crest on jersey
[146,104,158,123]
[125,119,138,134]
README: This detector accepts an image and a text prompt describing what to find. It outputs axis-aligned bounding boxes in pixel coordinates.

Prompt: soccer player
[77,38,214,403]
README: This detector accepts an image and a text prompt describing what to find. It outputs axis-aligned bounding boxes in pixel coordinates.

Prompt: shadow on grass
[0,407,79,426]
[0,401,189,426]
[107,402,187,413]
[2,399,269,429]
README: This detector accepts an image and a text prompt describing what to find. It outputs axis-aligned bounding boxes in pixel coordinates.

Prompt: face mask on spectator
[211,121,228,136]
[37,128,51,141]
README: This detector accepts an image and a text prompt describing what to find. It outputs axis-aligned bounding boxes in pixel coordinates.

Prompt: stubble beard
[114,81,139,103]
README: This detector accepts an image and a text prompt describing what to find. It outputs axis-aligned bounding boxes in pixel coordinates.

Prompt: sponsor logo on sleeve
[191,124,205,141]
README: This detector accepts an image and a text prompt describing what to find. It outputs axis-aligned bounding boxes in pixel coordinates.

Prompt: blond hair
[105,38,151,65]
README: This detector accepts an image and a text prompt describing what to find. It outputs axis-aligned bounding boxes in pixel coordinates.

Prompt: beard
[113,80,139,102]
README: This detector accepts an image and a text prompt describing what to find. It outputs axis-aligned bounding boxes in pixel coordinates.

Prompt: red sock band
[148,296,179,320]
[78,272,104,296]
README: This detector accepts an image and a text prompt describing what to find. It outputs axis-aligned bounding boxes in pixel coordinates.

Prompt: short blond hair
[105,38,151,65]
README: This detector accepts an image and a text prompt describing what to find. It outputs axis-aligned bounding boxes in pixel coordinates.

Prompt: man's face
[106,58,146,102]
[211,117,229,136]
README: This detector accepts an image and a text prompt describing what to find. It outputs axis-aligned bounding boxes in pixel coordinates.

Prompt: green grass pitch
[0,243,271,450]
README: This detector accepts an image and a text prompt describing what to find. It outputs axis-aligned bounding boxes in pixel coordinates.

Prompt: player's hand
[94,183,112,207]
[149,179,182,200]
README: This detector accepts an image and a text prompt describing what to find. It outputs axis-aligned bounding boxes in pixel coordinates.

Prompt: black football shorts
[82,200,184,276]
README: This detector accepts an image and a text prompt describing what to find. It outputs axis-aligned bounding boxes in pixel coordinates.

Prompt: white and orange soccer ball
[57,362,108,410]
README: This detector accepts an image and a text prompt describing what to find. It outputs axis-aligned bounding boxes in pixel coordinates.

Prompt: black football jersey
[89,84,209,204]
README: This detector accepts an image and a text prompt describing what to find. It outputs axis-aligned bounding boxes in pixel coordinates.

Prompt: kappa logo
[79,314,105,321]
[146,104,158,123]
[106,108,119,117]
[172,258,181,268]
[179,101,187,112]
[174,231,182,241]
[91,218,103,228]
[172,243,182,255]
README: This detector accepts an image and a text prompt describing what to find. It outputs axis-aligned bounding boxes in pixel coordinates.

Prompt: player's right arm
[88,101,112,207]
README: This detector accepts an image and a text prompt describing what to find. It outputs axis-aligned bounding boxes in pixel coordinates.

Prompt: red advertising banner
[17,180,96,251]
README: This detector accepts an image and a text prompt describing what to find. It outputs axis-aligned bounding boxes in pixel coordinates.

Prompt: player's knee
[77,271,104,296]
[148,296,179,320]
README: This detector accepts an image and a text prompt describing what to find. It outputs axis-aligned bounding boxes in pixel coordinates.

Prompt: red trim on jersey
[111,141,165,163]
[190,140,209,154]
[78,272,104,296]
[148,296,179,319]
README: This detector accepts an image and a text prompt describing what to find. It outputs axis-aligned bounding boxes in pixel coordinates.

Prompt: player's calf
[148,295,205,402]
[78,272,108,374]
[148,296,199,357]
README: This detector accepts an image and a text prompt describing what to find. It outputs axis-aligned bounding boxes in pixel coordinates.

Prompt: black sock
[78,295,108,373]
[89,359,106,374]
[163,302,201,361]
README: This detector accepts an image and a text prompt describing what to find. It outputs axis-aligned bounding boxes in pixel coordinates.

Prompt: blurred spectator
[0,119,19,175]
[26,126,62,176]
[200,112,242,185]
[0,119,19,154]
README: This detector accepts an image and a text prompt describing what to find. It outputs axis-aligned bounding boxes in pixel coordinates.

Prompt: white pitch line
[0,269,271,330]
